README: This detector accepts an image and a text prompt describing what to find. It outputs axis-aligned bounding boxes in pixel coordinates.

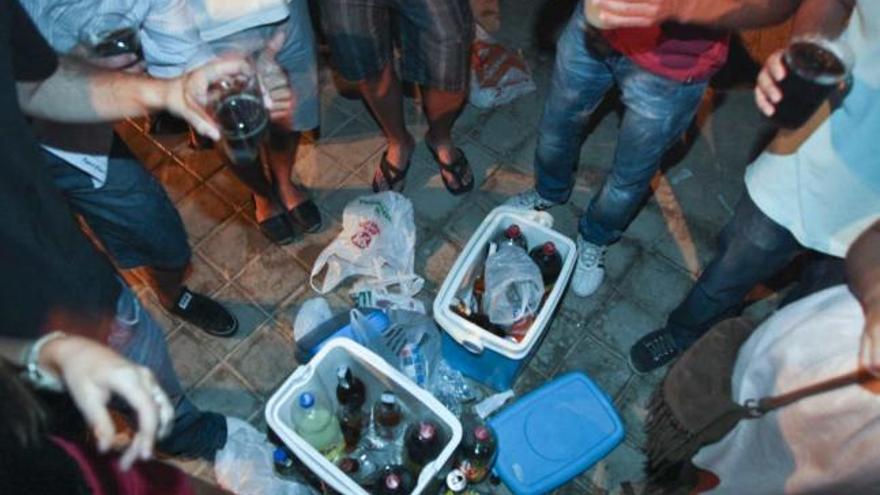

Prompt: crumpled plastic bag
[483,244,543,326]
[215,418,316,495]
[293,297,333,342]
[350,308,441,387]
[469,25,536,109]
[309,192,423,298]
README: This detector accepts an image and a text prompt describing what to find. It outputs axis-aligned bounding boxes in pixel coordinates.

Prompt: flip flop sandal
[371,151,410,193]
[427,142,474,196]
[287,199,323,235]
[257,213,295,245]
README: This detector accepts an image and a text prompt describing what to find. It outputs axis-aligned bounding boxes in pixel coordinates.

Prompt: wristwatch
[21,331,66,392]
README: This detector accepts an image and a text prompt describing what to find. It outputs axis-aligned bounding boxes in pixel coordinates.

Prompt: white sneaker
[571,237,606,297]
[503,188,558,211]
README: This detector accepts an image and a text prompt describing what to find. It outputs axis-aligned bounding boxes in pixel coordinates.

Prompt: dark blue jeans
[110,285,226,459]
[666,192,845,350]
[535,3,707,246]
[45,136,191,270]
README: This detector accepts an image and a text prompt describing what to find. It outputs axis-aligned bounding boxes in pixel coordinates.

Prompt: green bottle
[293,391,344,462]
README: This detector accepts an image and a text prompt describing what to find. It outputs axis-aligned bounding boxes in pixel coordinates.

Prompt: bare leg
[423,87,469,187]
[266,127,308,211]
[146,266,187,308]
[224,157,283,224]
[358,63,415,187]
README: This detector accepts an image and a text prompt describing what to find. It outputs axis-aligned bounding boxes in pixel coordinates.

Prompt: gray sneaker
[503,189,558,211]
[571,237,606,297]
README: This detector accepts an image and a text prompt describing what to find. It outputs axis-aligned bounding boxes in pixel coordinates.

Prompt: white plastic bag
[292,297,333,342]
[468,25,536,109]
[483,244,543,326]
[215,418,316,495]
[310,192,423,295]
[349,275,426,314]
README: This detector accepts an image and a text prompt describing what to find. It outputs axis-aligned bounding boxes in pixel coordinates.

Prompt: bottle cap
[505,224,521,239]
[298,392,315,409]
[380,391,396,405]
[273,447,289,464]
[474,425,491,441]
[542,241,557,256]
[446,469,468,491]
[385,473,401,489]
[418,421,437,441]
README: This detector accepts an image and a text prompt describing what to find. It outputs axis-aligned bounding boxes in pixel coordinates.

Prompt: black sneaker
[629,329,681,373]
[170,288,238,337]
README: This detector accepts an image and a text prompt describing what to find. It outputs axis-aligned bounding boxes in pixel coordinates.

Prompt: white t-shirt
[692,285,880,493]
[745,0,880,257]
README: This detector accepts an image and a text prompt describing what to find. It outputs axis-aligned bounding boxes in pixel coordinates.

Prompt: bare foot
[253,194,282,224]
[426,136,472,191]
[374,135,416,191]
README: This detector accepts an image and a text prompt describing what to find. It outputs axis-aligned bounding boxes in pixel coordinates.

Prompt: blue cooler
[488,372,624,494]
[432,207,578,391]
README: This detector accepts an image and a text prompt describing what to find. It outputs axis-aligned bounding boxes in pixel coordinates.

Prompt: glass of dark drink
[772,36,853,129]
[206,59,269,168]
[79,12,143,61]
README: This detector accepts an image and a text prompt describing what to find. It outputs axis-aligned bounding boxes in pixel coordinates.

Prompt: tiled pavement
[115,2,782,493]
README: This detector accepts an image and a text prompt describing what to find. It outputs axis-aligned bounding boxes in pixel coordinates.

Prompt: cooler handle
[493,206,554,228]
[461,333,484,355]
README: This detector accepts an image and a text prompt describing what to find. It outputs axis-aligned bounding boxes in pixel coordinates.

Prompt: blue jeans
[109,284,226,459]
[535,4,707,246]
[45,136,191,270]
[665,192,845,350]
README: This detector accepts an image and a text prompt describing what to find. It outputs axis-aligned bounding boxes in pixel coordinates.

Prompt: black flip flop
[372,152,410,193]
[257,213,295,245]
[426,142,474,196]
[287,199,323,235]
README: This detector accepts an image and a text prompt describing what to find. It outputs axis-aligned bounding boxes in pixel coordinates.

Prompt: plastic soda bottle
[444,469,479,495]
[529,241,563,289]
[373,465,415,495]
[292,391,344,462]
[456,425,497,484]
[373,391,403,440]
[405,420,443,474]
[336,364,366,410]
[496,224,528,252]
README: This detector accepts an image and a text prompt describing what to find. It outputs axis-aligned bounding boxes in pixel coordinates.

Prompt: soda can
[399,342,428,386]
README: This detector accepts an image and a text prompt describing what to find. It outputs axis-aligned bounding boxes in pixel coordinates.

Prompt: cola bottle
[456,424,497,484]
[495,224,528,251]
[373,391,403,440]
[338,456,375,489]
[372,465,415,495]
[529,241,563,289]
[273,446,298,479]
[404,420,443,474]
[338,404,365,452]
[443,469,478,495]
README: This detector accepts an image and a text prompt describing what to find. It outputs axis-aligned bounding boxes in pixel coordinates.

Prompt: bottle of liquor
[404,420,443,474]
[336,365,367,452]
[373,391,403,441]
[292,391,345,462]
[455,424,497,484]
[373,465,415,495]
[529,241,563,289]
[337,456,376,489]
[336,364,366,410]
[495,224,528,252]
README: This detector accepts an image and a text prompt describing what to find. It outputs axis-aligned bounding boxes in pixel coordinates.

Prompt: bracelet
[22,331,66,392]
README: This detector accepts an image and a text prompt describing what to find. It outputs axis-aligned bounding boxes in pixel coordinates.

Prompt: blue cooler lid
[488,372,624,494]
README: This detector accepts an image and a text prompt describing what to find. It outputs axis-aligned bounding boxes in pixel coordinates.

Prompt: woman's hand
[39,335,174,470]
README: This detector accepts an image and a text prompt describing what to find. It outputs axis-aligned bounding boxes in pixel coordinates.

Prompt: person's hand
[256,29,294,123]
[755,49,787,117]
[163,55,255,141]
[586,0,678,29]
[39,335,174,471]
[860,295,880,377]
[70,44,146,74]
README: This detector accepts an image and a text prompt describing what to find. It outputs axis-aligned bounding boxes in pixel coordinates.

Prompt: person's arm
[0,335,174,470]
[849,221,880,376]
[15,54,252,140]
[591,0,803,29]
[754,0,855,117]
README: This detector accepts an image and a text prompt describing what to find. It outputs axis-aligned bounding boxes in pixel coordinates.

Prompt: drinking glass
[206,59,270,168]
[79,11,143,60]
[772,35,853,128]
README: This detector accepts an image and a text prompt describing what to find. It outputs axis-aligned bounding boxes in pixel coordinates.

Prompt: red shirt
[602,24,730,82]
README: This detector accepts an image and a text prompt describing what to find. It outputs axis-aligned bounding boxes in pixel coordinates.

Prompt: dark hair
[0,360,90,495]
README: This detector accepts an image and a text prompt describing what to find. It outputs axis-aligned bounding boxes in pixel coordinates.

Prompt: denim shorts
[45,137,192,270]
[320,0,474,92]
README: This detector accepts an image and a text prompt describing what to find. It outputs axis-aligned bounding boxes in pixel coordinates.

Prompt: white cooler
[433,206,577,391]
[265,339,463,495]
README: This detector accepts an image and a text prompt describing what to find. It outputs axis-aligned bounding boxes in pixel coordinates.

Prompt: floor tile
[177,185,236,245]
[228,320,299,396]
[189,364,262,420]
[200,214,271,280]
